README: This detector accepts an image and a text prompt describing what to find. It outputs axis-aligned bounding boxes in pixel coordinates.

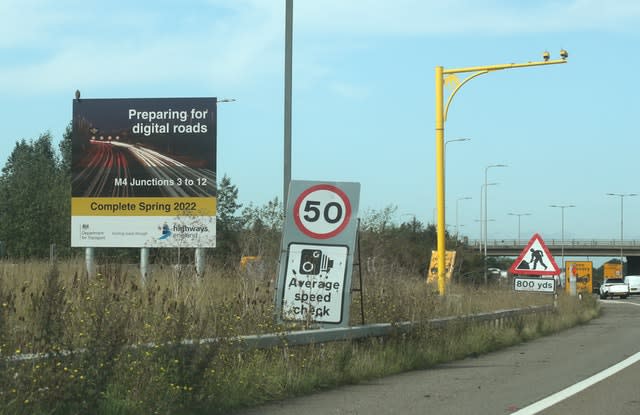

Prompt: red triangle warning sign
[508,233,561,276]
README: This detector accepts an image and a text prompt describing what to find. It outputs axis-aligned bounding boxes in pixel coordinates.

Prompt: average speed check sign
[293,184,352,239]
[276,180,359,327]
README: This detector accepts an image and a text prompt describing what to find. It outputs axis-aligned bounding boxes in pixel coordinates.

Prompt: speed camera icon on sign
[299,249,334,275]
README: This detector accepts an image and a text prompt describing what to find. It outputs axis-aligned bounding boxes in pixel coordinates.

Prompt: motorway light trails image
[72,140,216,198]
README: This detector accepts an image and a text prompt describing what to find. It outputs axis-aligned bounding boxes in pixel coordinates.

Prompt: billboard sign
[71,97,217,247]
[275,181,360,327]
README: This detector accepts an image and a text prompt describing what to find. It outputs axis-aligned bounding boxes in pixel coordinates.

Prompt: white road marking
[600,299,640,306]
[511,351,640,414]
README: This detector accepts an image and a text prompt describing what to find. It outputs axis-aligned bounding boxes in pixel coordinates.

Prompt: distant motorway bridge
[466,239,640,257]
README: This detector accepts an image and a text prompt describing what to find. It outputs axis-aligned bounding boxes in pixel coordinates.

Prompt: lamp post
[479,182,498,253]
[443,137,471,240]
[606,192,637,271]
[455,197,472,240]
[508,212,532,244]
[434,51,567,295]
[483,165,507,284]
[283,0,293,207]
[549,204,575,275]
[484,164,507,261]
[445,137,471,159]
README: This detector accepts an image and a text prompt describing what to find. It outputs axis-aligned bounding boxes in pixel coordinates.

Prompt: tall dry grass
[0,259,599,414]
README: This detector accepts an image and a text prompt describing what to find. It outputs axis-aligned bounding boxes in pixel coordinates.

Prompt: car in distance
[623,275,640,295]
[599,278,630,299]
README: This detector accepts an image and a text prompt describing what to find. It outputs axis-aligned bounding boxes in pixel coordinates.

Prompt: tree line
[1,128,499,278]
[0,127,72,258]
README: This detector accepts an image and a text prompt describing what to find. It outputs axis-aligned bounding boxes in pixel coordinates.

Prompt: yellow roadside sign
[565,261,592,293]
[427,250,456,283]
[603,263,622,278]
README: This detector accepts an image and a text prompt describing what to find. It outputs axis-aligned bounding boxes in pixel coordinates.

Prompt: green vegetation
[0,130,71,258]
[0,129,600,413]
[0,261,599,414]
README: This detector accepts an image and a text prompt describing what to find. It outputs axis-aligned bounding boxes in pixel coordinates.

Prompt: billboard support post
[195,248,205,278]
[85,247,95,278]
[49,243,56,265]
[140,248,150,284]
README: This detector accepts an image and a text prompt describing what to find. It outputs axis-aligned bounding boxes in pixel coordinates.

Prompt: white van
[623,275,640,295]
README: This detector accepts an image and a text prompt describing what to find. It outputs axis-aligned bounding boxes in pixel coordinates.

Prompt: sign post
[275,181,360,327]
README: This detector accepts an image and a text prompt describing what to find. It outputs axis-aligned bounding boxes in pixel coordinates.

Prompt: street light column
[283,0,293,206]
[606,193,637,271]
[508,212,531,244]
[517,215,522,242]
[456,197,472,240]
[479,185,483,253]
[484,165,507,284]
[561,209,565,266]
[550,204,575,276]
[620,196,624,266]
[479,182,498,253]
[445,138,471,246]
[445,138,471,162]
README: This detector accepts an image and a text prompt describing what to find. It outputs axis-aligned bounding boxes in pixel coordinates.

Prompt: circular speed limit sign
[293,184,352,239]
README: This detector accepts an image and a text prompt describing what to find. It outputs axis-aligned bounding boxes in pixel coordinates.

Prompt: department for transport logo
[79,223,90,239]
[159,223,172,240]
[78,223,106,241]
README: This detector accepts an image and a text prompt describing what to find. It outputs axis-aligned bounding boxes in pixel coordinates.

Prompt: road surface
[234,297,640,414]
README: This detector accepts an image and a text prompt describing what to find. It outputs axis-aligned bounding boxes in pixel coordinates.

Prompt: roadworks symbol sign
[508,233,560,276]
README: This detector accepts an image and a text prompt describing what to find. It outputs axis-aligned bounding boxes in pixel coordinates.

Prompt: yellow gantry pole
[435,66,446,295]
[434,55,567,296]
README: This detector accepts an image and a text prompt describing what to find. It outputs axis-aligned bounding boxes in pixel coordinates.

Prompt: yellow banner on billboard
[71,197,216,216]
[565,261,592,293]
[427,250,457,283]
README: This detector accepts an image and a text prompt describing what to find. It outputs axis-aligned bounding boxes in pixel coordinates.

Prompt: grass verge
[0,260,599,414]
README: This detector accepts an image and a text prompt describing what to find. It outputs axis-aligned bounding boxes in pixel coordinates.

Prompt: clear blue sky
[2,0,640,262]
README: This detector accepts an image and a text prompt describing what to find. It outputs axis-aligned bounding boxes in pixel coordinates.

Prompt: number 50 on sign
[293,184,352,239]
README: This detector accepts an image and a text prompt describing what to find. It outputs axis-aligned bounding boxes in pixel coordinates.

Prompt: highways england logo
[158,223,172,240]
[159,223,210,240]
